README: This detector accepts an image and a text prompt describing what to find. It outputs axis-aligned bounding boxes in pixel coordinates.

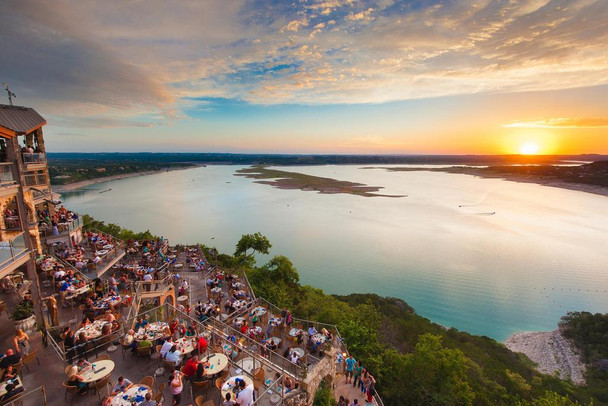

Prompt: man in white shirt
[160,338,173,357]
[236,380,254,406]
[165,345,182,366]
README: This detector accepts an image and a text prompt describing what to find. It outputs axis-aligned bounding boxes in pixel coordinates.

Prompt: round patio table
[200,352,229,375]
[111,384,150,406]
[80,360,115,383]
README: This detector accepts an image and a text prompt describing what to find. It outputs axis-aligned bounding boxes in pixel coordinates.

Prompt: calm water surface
[61,165,608,341]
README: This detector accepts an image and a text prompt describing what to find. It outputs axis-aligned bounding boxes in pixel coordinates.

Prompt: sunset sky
[1,0,607,154]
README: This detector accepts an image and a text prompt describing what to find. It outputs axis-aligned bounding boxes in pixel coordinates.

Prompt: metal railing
[39,216,83,238]
[0,232,29,271]
[21,152,46,165]
[83,230,126,276]
[1,385,48,405]
[46,323,121,364]
[0,162,16,186]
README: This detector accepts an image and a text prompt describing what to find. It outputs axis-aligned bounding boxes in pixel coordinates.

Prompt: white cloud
[1,0,607,124]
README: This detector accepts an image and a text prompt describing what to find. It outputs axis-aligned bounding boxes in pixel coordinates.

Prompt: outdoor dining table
[233,300,247,310]
[311,333,327,345]
[76,320,109,340]
[177,295,188,302]
[93,295,122,310]
[290,347,305,358]
[134,322,169,341]
[248,326,262,336]
[250,306,267,317]
[102,244,114,250]
[211,286,222,294]
[111,384,150,406]
[80,360,115,383]
[201,352,229,375]
[221,375,254,399]
[173,263,183,268]
[268,337,281,347]
[65,285,90,300]
[233,317,245,327]
[175,337,195,355]
[0,376,22,397]
[288,328,304,337]
[268,316,281,326]
[95,250,109,256]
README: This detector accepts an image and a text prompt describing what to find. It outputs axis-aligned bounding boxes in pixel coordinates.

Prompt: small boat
[99,188,112,193]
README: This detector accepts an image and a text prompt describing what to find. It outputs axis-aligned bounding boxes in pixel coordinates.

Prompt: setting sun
[520,142,540,155]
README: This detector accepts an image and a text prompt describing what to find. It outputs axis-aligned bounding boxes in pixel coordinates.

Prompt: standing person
[344,354,356,384]
[359,369,368,396]
[280,307,287,327]
[13,329,30,355]
[366,373,376,403]
[169,369,184,406]
[352,361,363,388]
[236,379,254,406]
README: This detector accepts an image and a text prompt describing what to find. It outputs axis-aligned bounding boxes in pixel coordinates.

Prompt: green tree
[234,232,272,258]
[404,333,475,405]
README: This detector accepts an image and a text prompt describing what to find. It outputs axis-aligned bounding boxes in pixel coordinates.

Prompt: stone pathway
[334,373,377,405]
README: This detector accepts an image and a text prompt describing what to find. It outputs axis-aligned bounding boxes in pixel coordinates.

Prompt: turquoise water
[60,165,608,341]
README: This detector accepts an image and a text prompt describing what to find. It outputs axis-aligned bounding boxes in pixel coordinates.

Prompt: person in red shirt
[197,335,208,354]
[182,355,198,378]
[240,321,248,335]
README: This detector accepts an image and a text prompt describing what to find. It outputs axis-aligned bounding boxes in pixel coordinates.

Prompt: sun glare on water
[520,142,540,155]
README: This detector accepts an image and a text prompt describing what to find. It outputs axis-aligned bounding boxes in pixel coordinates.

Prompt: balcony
[21,152,46,168]
[39,215,84,241]
[0,232,30,278]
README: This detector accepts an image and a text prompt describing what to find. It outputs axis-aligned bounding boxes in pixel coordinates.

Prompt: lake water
[60,165,608,341]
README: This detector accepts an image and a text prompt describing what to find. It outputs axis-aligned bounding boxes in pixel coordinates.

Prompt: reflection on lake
[61,165,608,341]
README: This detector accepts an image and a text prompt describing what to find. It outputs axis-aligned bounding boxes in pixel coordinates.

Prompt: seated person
[308,326,318,336]
[165,345,182,366]
[290,351,299,364]
[0,383,24,402]
[111,376,134,395]
[101,396,114,406]
[159,338,173,357]
[0,349,21,369]
[140,392,158,406]
[123,329,137,352]
[1,365,18,380]
[134,317,148,331]
[321,327,333,340]
[101,323,111,336]
[307,336,318,353]
[75,357,91,372]
[137,335,153,351]
[105,310,115,322]
[182,355,198,378]
[193,361,210,382]
[66,365,88,395]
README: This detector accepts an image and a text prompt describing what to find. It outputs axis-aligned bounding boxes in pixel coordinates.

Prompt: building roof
[0,104,47,138]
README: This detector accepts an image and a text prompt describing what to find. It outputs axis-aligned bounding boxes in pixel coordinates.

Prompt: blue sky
[1,0,607,154]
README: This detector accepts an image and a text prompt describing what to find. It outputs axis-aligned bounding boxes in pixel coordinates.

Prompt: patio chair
[63,381,80,400]
[195,395,215,406]
[92,375,111,401]
[253,367,265,382]
[214,378,224,402]
[190,378,209,399]
[139,375,155,389]
[22,348,41,373]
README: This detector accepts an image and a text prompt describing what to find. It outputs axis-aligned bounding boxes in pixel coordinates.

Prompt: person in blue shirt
[345,354,356,384]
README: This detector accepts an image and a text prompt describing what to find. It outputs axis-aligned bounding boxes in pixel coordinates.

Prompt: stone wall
[300,347,338,405]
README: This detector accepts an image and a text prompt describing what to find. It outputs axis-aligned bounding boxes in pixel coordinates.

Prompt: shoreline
[372,166,608,198]
[504,330,586,385]
[52,164,202,193]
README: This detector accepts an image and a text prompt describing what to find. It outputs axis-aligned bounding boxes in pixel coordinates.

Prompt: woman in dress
[169,369,184,405]
[14,329,29,355]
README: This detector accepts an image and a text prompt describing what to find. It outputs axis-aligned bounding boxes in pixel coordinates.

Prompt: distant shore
[505,330,586,385]
[52,165,201,193]
[371,166,608,198]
